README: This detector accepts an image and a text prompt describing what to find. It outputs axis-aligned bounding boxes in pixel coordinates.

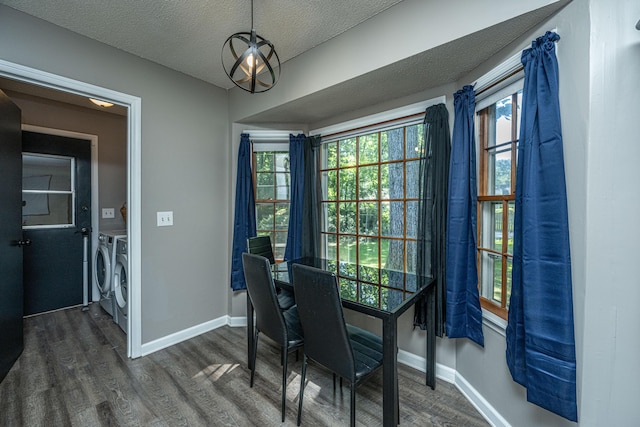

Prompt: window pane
[274,231,287,260]
[23,154,72,192]
[405,124,423,160]
[324,142,337,169]
[339,202,356,234]
[339,168,356,200]
[256,172,274,200]
[255,152,273,172]
[358,237,379,269]
[359,133,378,165]
[380,128,404,162]
[479,201,501,250]
[22,193,72,226]
[380,163,404,200]
[324,170,337,200]
[274,172,290,200]
[405,240,417,274]
[495,95,513,145]
[516,91,523,138]
[358,165,378,200]
[405,160,420,198]
[256,203,274,230]
[339,235,356,264]
[339,138,356,167]
[274,153,289,172]
[274,203,289,229]
[324,202,337,233]
[381,201,403,237]
[405,201,418,238]
[325,233,337,261]
[480,251,502,304]
[507,201,515,254]
[358,202,378,235]
[488,147,512,195]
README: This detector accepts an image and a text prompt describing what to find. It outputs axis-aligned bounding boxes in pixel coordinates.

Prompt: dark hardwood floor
[0,304,489,426]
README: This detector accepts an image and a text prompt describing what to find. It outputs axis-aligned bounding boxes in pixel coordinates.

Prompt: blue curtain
[506,32,577,422]
[284,134,306,261]
[230,134,256,291]
[445,85,484,347]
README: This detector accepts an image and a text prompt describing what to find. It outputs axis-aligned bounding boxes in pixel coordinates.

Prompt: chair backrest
[292,264,355,380]
[247,236,276,265]
[242,253,287,345]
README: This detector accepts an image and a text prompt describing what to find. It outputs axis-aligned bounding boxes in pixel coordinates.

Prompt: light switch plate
[102,208,115,218]
[157,211,173,227]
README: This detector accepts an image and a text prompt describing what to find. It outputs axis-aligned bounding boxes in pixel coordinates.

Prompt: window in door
[22,153,75,228]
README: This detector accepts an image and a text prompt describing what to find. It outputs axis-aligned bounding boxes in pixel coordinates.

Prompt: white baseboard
[141,316,507,427]
[140,315,229,356]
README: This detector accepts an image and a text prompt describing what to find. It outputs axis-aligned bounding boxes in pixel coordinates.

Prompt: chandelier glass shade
[221,2,280,93]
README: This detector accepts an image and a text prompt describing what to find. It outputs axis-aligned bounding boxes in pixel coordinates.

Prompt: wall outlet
[102,208,115,218]
[157,211,173,227]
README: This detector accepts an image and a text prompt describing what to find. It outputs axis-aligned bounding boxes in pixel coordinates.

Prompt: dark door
[0,90,23,383]
[22,131,91,315]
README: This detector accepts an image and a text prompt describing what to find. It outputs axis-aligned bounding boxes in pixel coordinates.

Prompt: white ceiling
[0,0,569,124]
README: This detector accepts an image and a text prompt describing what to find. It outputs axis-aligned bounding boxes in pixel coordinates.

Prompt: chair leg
[350,382,356,427]
[297,354,307,426]
[250,331,259,387]
[282,347,288,422]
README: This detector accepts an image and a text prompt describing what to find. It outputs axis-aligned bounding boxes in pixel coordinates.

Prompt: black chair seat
[283,305,304,347]
[277,289,296,311]
[347,325,383,379]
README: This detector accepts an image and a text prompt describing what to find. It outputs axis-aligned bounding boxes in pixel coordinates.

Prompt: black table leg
[426,286,436,389]
[382,317,398,427]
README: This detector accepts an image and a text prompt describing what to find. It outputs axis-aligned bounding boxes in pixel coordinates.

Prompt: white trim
[140,315,230,356]
[251,142,290,152]
[21,125,100,302]
[311,96,446,141]
[455,372,511,427]
[472,51,523,96]
[0,58,143,359]
[243,130,302,142]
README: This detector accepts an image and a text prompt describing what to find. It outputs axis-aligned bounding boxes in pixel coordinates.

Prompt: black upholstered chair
[247,235,295,310]
[242,252,304,422]
[292,263,383,427]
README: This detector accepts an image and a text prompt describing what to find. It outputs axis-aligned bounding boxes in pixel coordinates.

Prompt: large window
[477,87,522,319]
[319,122,424,298]
[253,149,290,261]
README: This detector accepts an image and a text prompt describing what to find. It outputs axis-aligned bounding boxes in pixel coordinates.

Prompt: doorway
[0,58,142,358]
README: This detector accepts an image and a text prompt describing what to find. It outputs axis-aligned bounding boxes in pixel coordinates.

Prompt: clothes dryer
[93,230,126,319]
[113,237,128,334]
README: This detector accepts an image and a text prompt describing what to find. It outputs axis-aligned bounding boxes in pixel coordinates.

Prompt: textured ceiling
[0,0,403,89]
[0,0,569,124]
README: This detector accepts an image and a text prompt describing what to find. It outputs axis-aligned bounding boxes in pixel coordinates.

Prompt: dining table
[245,257,436,427]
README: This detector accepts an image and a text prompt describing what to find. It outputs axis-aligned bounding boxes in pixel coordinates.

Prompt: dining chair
[247,235,295,310]
[242,252,304,422]
[292,263,384,427]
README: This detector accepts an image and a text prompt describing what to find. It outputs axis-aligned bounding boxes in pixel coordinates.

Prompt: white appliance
[113,237,128,334]
[93,230,126,320]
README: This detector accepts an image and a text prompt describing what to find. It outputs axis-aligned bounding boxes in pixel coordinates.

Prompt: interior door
[22,131,92,315]
[0,89,23,383]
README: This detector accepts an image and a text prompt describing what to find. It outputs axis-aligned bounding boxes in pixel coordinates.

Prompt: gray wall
[0,5,231,343]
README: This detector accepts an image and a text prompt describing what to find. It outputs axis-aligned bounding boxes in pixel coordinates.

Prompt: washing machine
[93,230,126,319]
[113,237,128,334]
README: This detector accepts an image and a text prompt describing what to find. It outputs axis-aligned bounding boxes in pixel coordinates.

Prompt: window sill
[482,309,507,336]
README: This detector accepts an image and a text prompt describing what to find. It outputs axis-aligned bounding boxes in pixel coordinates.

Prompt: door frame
[22,125,100,304]
[0,59,142,358]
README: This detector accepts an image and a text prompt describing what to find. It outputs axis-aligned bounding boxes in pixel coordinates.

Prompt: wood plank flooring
[0,304,489,426]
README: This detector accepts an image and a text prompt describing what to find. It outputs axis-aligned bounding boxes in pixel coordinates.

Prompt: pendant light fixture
[221,0,280,93]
